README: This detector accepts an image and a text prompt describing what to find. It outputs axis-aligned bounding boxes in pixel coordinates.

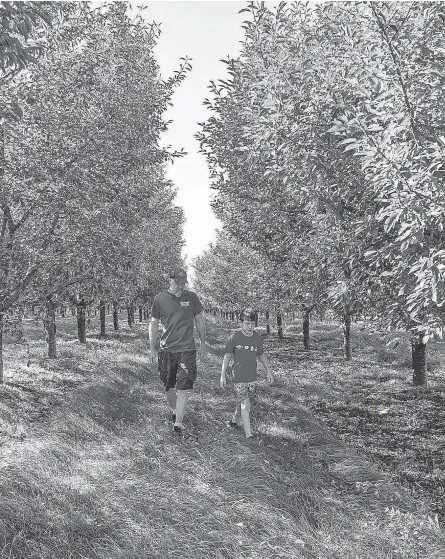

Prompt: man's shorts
[158,350,197,391]
[233,382,256,402]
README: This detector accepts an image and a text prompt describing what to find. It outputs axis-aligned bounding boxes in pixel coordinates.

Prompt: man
[149,267,206,434]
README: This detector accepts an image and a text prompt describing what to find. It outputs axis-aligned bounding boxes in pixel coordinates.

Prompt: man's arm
[149,317,159,363]
[195,311,206,357]
[258,354,274,383]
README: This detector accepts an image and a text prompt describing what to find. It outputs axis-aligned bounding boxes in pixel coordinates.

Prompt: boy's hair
[240,308,256,322]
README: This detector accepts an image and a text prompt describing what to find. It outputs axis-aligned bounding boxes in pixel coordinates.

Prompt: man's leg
[240,397,252,438]
[158,351,177,418]
[174,351,197,430]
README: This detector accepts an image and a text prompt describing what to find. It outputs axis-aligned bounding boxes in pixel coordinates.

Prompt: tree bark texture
[277,313,283,339]
[45,299,57,358]
[100,299,106,337]
[303,309,310,350]
[343,313,352,360]
[412,335,427,386]
[113,301,119,331]
[77,300,86,343]
[0,313,3,384]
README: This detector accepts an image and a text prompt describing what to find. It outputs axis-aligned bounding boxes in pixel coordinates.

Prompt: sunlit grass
[0,313,444,557]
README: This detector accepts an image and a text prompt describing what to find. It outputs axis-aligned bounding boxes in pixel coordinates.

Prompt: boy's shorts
[158,350,197,391]
[233,382,256,402]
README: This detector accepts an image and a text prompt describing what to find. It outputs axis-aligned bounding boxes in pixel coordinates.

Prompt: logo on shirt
[236,344,257,352]
[180,301,190,307]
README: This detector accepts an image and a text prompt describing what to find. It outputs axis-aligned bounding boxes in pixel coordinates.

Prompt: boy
[220,308,274,439]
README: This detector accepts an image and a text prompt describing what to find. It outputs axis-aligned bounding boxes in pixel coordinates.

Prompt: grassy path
[0,315,444,558]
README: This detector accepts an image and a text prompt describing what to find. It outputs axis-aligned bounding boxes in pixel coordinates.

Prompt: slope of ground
[0,313,444,558]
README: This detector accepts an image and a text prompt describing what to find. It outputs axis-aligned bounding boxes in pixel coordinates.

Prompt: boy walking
[220,308,274,439]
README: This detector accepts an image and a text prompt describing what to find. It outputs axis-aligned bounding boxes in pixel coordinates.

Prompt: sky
[135,1,249,266]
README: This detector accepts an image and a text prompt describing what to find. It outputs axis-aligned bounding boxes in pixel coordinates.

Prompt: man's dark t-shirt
[225,330,264,383]
[151,290,203,352]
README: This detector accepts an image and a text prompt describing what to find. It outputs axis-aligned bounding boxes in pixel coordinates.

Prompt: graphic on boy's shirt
[235,344,258,352]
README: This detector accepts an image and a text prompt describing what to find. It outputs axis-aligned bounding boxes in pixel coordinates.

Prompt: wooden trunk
[412,335,427,385]
[77,301,86,343]
[0,313,3,384]
[343,313,352,360]
[303,310,310,350]
[277,313,283,339]
[113,301,119,331]
[100,299,106,337]
[45,299,57,358]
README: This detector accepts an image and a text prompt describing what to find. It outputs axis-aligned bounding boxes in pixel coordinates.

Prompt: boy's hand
[149,348,157,364]
[220,373,226,388]
[267,371,274,384]
[198,343,208,361]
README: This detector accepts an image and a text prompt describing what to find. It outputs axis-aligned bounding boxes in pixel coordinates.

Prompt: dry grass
[0,313,444,558]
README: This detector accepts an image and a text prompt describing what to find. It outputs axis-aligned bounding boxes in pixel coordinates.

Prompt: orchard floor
[0,313,444,558]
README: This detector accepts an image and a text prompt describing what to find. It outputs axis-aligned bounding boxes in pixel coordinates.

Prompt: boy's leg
[176,389,189,425]
[166,388,177,416]
[232,402,241,423]
[240,397,252,438]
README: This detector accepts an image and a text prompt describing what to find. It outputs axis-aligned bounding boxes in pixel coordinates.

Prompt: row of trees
[195,1,445,385]
[0,2,188,381]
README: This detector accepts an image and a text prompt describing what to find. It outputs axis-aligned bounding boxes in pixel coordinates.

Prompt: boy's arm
[258,354,274,383]
[220,353,232,387]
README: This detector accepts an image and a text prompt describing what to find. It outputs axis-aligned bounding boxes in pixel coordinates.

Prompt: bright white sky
[134,1,250,266]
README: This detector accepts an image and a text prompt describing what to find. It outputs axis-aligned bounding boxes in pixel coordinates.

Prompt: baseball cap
[169,267,188,284]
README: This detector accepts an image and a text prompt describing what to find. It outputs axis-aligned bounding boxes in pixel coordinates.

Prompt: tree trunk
[255,310,259,327]
[113,301,119,331]
[139,306,143,322]
[412,334,427,386]
[77,300,86,343]
[127,306,132,326]
[44,299,57,358]
[303,309,310,350]
[0,313,4,384]
[99,299,106,337]
[266,310,270,334]
[343,312,352,360]
[277,313,283,339]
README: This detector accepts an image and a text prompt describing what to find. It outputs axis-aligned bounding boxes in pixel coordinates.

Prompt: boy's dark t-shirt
[225,330,264,383]
[151,290,203,352]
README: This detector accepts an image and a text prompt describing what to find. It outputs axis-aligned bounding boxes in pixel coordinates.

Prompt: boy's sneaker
[228,420,239,428]
[171,413,176,423]
[173,423,183,434]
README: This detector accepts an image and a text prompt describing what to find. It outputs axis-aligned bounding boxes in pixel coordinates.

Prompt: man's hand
[267,370,274,384]
[149,348,157,365]
[220,372,226,388]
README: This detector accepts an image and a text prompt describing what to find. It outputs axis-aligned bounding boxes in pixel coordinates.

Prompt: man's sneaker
[173,424,182,434]
[228,420,239,428]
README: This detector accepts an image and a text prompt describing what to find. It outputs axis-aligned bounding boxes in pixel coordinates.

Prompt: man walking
[149,267,206,434]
